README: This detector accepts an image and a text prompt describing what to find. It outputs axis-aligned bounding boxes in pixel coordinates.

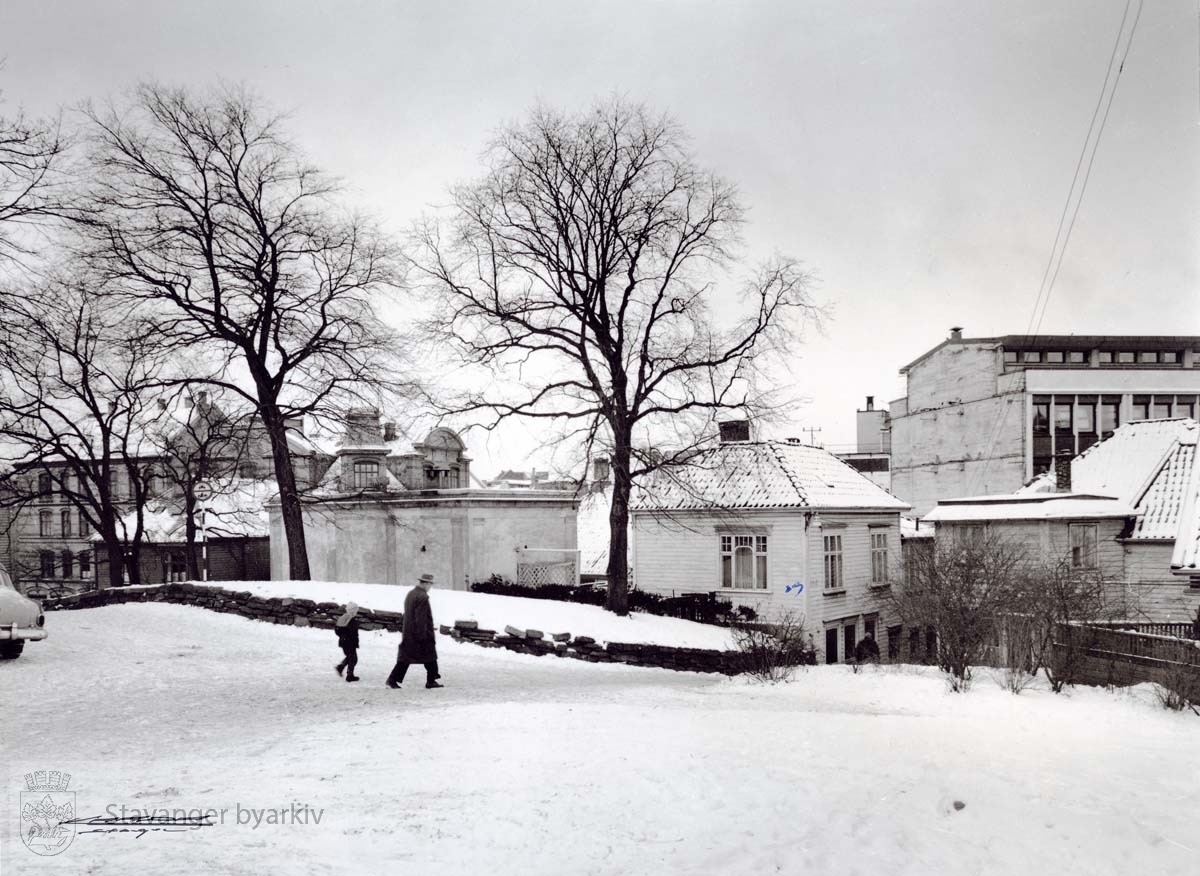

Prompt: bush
[1153,654,1200,714]
[730,612,816,683]
[470,575,756,626]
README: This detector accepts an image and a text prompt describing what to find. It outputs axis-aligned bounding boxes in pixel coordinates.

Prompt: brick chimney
[383,421,397,442]
[949,326,963,341]
[718,420,751,444]
[866,395,875,411]
[1054,449,1073,492]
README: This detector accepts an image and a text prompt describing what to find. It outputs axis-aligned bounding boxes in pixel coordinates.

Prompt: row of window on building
[1031,394,1198,474]
[32,470,167,503]
[37,509,91,538]
[718,530,891,592]
[1004,349,1186,366]
[34,549,93,579]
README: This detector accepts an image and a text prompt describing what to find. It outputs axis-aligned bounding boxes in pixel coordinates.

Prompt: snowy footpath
[2,602,1198,875]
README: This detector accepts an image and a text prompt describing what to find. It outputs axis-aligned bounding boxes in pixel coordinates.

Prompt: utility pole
[802,426,823,447]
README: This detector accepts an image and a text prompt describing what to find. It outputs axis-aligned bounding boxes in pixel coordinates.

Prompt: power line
[969,1,1142,495]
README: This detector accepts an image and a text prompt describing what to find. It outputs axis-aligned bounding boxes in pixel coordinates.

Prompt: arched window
[353,460,379,489]
[61,509,72,537]
[39,510,53,537]
[60,550,73,578]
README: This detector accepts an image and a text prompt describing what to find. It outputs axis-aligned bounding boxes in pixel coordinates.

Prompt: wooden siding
[631,510,809,622]
[807,512,903,662]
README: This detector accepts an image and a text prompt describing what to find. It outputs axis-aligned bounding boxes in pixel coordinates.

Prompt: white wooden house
[631,431,910,663]
[925,418,1200,627]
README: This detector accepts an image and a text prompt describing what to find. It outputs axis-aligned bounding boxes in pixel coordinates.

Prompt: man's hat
[418,573,435,584]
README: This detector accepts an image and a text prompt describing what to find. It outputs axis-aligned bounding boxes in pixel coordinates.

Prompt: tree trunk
[605,440,632,616]
[125,543,142,587]
[259,403,310,580]
[183,489,199,580]
[103,537,124,588]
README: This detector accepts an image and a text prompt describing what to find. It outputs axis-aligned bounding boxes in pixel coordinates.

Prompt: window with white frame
[870,531,888,584]
[823,534,843,590]
[39,510,52,537]
[720,534,768,590]
[61,509,72,537]
[1069,523,1098,569]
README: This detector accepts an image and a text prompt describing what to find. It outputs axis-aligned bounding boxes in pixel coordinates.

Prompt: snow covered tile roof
[633,441,909,512]
[112,478,273,543]
[925,494,1136,523]
[1070,419,1197,504]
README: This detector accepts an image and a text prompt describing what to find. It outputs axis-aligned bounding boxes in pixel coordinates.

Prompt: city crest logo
[20,770,75,856]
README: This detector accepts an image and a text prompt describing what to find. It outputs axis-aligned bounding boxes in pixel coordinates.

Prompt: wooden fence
[1089,621,1199,640]
[1053,623,1200,690]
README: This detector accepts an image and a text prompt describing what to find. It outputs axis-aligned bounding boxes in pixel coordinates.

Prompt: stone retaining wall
[442,620,748,674]
[42,584,749,675]
[41,583,404,632]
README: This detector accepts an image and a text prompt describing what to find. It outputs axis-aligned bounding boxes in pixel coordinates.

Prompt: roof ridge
[1169,442,1200,573]
[764,441,808,505]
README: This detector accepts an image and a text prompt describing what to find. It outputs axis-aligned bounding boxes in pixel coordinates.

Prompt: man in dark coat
[854,632,881,664]
[386,573,442,689]
[335,602,361,682]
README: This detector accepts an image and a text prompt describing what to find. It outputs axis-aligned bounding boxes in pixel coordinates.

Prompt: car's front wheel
[0,641,25,659]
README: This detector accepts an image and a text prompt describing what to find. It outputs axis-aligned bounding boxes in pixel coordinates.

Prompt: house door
[825,628,838,664]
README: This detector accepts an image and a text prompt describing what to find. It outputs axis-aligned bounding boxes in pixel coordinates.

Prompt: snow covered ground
[3,603,1198,875]
[197,579,738,649]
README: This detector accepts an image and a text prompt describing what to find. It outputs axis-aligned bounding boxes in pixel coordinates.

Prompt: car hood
[0,587,40,627]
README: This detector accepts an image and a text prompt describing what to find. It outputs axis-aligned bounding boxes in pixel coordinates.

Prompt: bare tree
[415,100,820,614]
[0,273,172,587]
[1010,557,1117,693]
[0,86,67,264]
[892,529,1030,692]
[146,388,261,580]
[79,83,406,580]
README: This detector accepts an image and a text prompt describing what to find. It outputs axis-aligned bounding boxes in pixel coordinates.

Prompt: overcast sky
[2,0,1197,475]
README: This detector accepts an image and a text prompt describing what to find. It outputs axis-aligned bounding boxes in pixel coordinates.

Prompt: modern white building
[890,329,1200,516]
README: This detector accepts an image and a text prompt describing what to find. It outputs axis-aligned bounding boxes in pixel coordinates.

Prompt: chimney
[592,458,610,483]
[866,395,875,411]
[343,407,382,446]
[949,327,963,341]
[197,390,209,406]
[718,420,751,444]
[157,398,168,411]
[1054,449,1073,493]
[383,421,397,442]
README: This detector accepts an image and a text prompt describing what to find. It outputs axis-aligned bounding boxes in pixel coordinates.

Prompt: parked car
[0,565,47,659]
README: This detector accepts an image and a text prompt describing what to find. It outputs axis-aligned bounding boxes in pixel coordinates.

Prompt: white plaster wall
[270,498,577,590]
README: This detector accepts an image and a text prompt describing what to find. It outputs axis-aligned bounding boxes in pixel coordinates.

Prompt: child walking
[335,602,361,682]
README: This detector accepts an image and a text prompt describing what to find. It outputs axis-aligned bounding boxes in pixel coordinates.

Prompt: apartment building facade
[889,329,1200,516]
